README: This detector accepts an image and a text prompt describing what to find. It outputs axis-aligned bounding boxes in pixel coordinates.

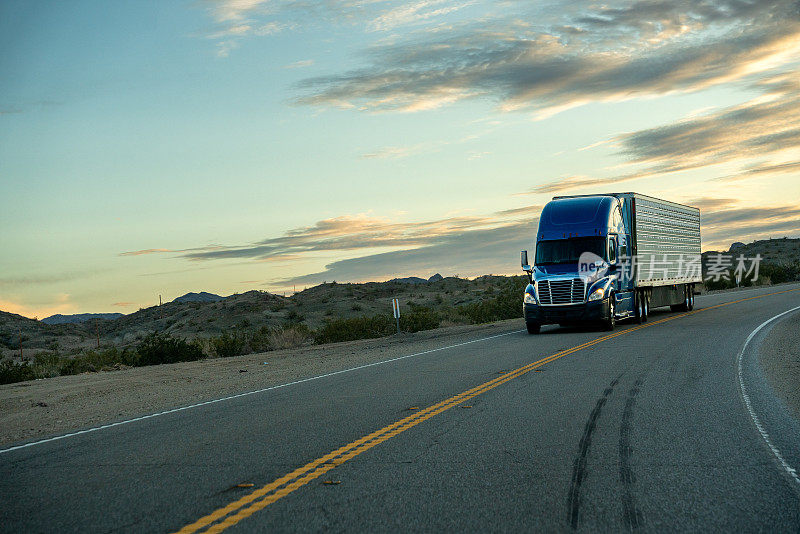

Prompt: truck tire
[642,293,649,322]
[604,296,616,331]
[526,321,540,335]
[635,292,644,324]
[672,287,691,312]
[688,287,695,310]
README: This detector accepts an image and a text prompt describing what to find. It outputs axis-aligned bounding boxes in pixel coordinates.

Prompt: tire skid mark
[567,376,621,530]
[619,377,644,530]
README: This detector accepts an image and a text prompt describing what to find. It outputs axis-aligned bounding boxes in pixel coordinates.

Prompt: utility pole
[18,327,22,360]
[95,318,100,349]
[159,294,163,319]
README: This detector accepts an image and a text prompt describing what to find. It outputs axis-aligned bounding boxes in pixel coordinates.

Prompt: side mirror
[608,237,618,265]
[521,250,532,273]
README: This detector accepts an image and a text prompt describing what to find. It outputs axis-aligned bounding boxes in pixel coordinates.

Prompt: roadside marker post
[392,298,400,334]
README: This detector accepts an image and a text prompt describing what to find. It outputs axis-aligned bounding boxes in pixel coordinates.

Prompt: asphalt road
[2,284,800,533]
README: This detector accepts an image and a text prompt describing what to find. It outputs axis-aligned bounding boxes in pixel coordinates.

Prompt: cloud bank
[296,1,800,114]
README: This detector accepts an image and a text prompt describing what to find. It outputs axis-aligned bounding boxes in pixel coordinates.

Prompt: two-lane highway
[3,285,800,532]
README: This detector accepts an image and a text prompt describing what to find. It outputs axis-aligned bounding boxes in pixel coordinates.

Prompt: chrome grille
[536,278,586,305]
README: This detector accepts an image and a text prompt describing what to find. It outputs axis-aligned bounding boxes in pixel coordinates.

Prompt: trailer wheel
[681,287,691,311]
[526,321,540,335]
[688,288,695,311]
[604,296,616,331]
[672,287,691,312]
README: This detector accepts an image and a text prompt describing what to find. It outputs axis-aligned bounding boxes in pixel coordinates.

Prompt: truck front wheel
[635,292,644,324]
[604,296,616,331]
[526,321,540,335]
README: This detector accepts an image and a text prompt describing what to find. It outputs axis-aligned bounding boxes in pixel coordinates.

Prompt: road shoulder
[759,311,800,420]
[0,319,521,447]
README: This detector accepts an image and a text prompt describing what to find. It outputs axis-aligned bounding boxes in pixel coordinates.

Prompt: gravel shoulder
[759,310,800,420]
[0,319,521,447]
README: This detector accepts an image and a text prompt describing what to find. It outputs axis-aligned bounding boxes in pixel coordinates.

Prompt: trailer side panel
[631,194,702,287]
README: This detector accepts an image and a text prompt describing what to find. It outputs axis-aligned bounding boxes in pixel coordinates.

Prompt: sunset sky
[2,0,800,318]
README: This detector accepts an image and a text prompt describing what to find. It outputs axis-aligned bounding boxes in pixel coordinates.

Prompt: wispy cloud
[717,160,800,182]
[283,59,315,69]
[202,0,469,57]
[360,144,428,159]
[118,248,176,256]
[0,270,99,287]
[700,202,800,249]
[180,212,506,261]
[270,218,538,287]
[296,1,800,113]
[368,0,473,32]
[525,73,800,194]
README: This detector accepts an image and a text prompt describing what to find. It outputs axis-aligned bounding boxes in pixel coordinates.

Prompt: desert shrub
[458,276,525,324]
[0,333,14,349]
[210,332,248,358]
[400,308,440,333]
[760,262,800,284]
[704,277,733,291]
[60,346,138,375]
[0,359,34,384]
[315,315,393,344]
[285,310,305,324]
[267,324,314,350]
[136,332,204,366]
[30,352,63,379]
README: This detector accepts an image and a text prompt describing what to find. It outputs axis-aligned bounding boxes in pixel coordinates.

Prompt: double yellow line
[176,287,800,533]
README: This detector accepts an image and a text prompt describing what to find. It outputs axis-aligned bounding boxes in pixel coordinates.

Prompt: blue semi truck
[520,193,702,334]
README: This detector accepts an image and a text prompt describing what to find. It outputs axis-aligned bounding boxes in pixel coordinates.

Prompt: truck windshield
[535,237,606,265]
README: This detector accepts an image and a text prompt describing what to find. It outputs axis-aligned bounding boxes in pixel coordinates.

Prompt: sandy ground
[759,311,800,419]
[0,320,521,447]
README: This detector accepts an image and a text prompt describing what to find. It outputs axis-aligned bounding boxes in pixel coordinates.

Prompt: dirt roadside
[759,311,800,419]
[0,319,521,447]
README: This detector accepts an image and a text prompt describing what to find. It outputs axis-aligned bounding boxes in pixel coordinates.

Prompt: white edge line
[0,329,525,455]
[737,304,800,486]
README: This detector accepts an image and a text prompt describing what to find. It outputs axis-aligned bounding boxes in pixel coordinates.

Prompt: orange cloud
[0,294,76,320]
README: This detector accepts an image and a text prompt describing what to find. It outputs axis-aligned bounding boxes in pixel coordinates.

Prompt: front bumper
[524,298,610,326]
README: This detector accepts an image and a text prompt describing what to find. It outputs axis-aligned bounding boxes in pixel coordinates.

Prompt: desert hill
[0,274,507,360]
[42,313,125,325]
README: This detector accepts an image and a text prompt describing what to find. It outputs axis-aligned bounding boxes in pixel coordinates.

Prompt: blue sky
[2,0,800,317]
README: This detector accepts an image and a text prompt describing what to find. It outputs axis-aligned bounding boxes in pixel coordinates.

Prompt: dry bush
[268,325,311,350]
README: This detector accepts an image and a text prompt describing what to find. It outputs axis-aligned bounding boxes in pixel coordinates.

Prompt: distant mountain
[41,313,124,325]
[389,277,428,284]
[388,274,446,284]
[172,292,224,303]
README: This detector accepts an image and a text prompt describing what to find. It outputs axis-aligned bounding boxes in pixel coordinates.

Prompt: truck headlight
[524,292,537,304]
[588,287,605,301]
